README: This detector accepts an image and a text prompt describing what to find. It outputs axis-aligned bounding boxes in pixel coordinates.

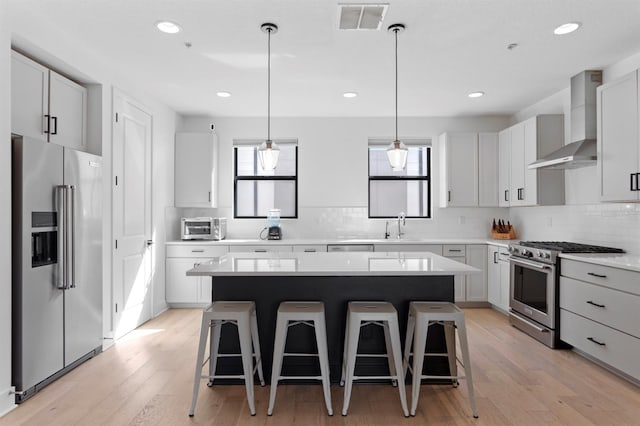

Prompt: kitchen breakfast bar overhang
[187,251,479,382]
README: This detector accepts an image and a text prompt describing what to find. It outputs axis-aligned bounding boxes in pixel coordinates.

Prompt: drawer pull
[254,249,267,253]
[587,337,606,346]
[448,249,462,253]
[586,300,605,308]
[191,250,205,253]
[304,249,316,252]
[587,272,607,279]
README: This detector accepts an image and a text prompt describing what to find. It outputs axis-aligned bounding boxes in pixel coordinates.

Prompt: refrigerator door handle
[68,185,76,288]
[56,185,67,289]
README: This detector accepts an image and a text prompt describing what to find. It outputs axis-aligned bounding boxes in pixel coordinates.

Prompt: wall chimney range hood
[529,70,602,170]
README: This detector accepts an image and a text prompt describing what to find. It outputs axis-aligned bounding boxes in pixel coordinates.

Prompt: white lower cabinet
[559,259,640,381]
[487,246,510,312]
[166,245,229,306]
[443,245,487,303]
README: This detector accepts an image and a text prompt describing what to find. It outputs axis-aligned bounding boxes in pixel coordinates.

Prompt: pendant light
[386,23,408,171]
[258,23,280,171]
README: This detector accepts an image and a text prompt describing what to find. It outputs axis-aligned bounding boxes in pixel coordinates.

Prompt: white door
[112,90,153,338]
[445,133,478,207]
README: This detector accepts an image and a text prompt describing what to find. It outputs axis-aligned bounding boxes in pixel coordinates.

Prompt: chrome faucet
[397,212,406,239]
[384,221,390,239]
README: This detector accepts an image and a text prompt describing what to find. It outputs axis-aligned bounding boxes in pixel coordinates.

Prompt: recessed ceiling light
[553,22,581,35]
[216,91,231,98]
[343,92,358,98]
[468,91,485,98]
[156,21,182,34]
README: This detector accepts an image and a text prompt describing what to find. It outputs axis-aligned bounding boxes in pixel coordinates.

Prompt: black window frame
[367,145,431,219]
[233,145,298,219]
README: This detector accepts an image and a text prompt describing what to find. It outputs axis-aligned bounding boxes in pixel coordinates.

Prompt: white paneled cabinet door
[478,133,499,207]
[166,258,200,304]
[498,129,511,207]
[498,250,510,311]
[598,71,639,202]
[175,132,218,207]
[112,91,153,339]
[465,245,487,302]
[49,70,87,150]
[487,246,500,306]
[11,51,49,142]
[522,117,539,206]
[450,256,467,302]
[441,133,478,207]
[510,122,526,206]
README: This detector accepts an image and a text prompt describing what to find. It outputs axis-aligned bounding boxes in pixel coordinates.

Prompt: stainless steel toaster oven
[181,217,226,240]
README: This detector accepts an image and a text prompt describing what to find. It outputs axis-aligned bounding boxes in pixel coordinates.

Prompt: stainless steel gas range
[508,241,624,348]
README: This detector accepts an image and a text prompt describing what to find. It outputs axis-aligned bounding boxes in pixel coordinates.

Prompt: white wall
[508,54,640,254]
[175,116,511,240]
[0,0,16,417]
[3,2,176,361]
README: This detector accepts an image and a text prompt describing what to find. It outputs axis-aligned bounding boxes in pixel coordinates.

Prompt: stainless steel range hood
[529,70,602,170]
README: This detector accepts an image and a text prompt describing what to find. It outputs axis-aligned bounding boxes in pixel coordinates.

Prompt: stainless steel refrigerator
[12,135,103,403]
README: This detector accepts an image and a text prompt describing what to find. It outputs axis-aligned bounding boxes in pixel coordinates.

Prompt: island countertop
[186,251,479,277]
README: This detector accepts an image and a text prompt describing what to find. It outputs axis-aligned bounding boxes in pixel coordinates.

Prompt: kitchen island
[187,251,478,382]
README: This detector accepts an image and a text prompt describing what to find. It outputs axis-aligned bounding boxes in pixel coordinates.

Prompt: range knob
[522,249,533,258]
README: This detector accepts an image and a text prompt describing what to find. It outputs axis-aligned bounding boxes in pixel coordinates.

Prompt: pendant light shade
[258,139,280,170]
[258,23,279,171]
[387,23,408,171]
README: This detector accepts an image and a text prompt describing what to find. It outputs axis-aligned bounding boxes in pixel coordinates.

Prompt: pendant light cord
[267,27,271,142]
[394,27,398,142]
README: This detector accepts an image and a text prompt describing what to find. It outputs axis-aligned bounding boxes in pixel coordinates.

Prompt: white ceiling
[8,0,640,118]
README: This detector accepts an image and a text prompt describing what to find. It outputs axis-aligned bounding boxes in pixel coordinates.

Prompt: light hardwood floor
[2,308,640,425]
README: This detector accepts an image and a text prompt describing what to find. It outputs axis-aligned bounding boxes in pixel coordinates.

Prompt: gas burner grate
[519,241,625,253]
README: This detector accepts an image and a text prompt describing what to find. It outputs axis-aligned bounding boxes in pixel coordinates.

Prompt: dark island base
[210,275,455,384]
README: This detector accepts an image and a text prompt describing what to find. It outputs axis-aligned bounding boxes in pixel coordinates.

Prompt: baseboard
[0,387,17,417]
[456,301,491,308]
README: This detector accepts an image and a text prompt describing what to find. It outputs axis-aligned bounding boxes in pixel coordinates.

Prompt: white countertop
[560,253,640,273]
[186,251,480,277]
[168,237,513,248]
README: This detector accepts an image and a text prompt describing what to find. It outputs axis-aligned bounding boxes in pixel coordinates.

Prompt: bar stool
[189,301,265,417]
[402,301,478,418]
[340,301,409,417]
[268,301,333,416]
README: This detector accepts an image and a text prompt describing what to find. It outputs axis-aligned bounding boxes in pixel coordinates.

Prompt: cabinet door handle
[304,249,316,252]
[587,272,607,279]
[493,252,498,264]
[448,191,451,202]
[44,114,51,134]
[191,249,205,253]
[586,300,605,308]
[51,116,58,135]
[631,173,636,191]
[504,190,509,202]
[208,191,212,202]
[587,337,606,346]
[636,173,640,192]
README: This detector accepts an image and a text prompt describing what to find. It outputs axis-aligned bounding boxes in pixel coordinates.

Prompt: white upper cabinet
[11,51,87,150]
[440,132,478,207]
[478,133,499,207]
[498,129,511,207]
[502,115,565,207]
[174,132,218,208]
[598,70,640,202]
[49,70,87,150]
[439,132,498,207]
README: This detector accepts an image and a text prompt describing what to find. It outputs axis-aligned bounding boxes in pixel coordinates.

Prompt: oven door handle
[510,257,553,271]
[510,310,550,333]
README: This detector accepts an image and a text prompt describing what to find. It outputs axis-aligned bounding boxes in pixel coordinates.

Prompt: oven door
[509,257,556,329]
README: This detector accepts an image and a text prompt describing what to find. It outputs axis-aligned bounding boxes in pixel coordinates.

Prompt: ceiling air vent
[338,3,388,30]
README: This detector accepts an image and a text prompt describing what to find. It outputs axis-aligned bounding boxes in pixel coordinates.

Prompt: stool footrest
[202,374,247,380]
[282,352,320,357]
[275,375,323,381]
[419,375,467,381]
[355,353,389,358]
[352,375,399,381]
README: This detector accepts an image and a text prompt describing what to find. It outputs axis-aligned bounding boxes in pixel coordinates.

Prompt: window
[368,140,431,218]
[234,140,298,218]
